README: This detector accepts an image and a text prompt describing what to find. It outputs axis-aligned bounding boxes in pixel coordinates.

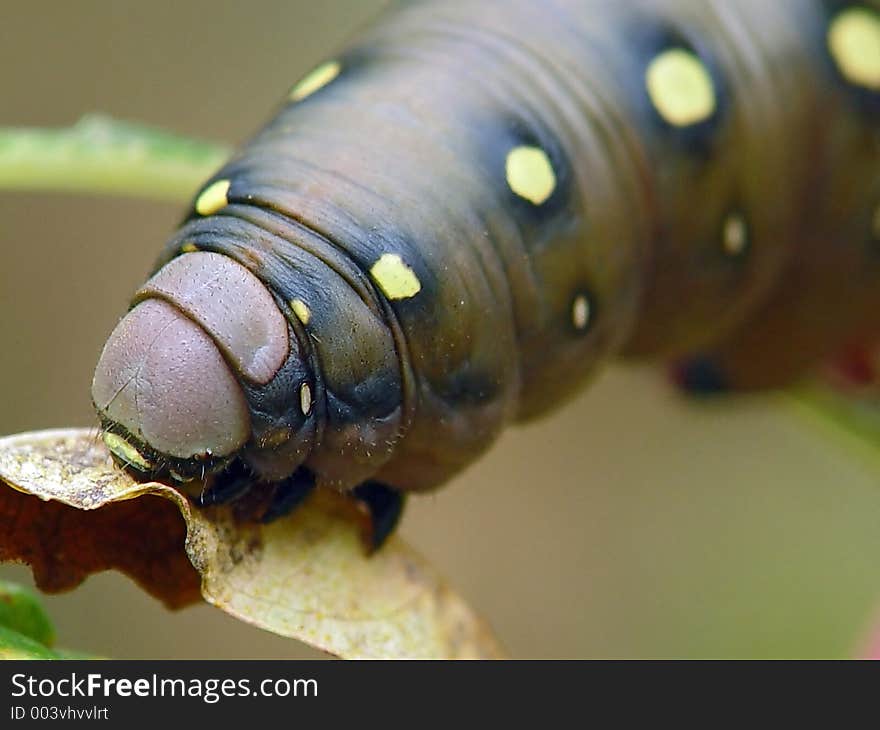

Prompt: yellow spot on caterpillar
[195,179,230,216]
[722,213,748,256]
[828,7,880,90]
[103,432,152,472]
[290,60,342,102]
[505,145,556,205]
[370,253,422,300]
[180,242,198,253]
[290,298,311,325]
[645,48,716,127]
[572,294,591,331]
[300,382,313,416]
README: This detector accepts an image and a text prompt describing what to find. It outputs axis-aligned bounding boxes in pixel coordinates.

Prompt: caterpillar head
[92,251,315,486]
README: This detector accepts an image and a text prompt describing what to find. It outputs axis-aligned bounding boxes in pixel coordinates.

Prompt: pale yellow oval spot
[180,242,199,253]
[571,294,591,331]
[290,298,311,325]
[505,145,556,205]
[370,253,422,300]
[195,179,231,216]
[645,48,716,127]
[722,213,749,256]
[290,60,342,102]
[300,382,313,416]
[828,7,880,90]
[103,432,152,472]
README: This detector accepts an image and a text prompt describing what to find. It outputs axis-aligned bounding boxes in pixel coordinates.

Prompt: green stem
[0,115,231,203]
[785,385,880,472]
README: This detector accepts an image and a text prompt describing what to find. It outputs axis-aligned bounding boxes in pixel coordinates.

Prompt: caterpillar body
[92,0,880,547]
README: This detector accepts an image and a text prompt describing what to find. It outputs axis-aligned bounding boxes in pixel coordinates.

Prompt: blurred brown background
[2,0,880,659]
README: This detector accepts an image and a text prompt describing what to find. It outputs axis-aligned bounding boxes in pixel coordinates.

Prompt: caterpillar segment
[676,1,880,392]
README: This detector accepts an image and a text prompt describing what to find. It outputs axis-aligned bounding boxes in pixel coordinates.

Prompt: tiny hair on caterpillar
[89,0,880,550]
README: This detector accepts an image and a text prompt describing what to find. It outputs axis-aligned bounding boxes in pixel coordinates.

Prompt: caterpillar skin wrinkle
[92,0,880,548]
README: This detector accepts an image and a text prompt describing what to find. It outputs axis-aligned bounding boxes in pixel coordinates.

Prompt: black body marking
[626,18,728,158]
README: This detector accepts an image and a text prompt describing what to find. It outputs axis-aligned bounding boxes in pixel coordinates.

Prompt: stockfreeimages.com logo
[11,673,317,704]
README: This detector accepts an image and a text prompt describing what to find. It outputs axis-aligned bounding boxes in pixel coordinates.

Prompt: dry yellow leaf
[0,429,503,659]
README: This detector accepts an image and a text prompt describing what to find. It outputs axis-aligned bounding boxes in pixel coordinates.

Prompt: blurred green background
[2,0,880,659]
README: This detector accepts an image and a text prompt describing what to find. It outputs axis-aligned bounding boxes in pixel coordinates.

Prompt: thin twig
[0,114,230,202]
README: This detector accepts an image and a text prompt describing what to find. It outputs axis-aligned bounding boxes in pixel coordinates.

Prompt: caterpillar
[91,0,880,548]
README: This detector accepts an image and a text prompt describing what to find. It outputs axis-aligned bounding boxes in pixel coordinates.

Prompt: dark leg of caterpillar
[352,481,406,552]
[260,467,316,524]
[197,459,253,507]
[671,356,730,397]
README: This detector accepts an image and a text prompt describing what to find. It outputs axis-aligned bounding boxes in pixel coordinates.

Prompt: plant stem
[785,385,880,472]
[0,114,230,203]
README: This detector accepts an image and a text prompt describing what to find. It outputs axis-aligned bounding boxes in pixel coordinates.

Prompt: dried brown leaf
[0,429,503,659]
